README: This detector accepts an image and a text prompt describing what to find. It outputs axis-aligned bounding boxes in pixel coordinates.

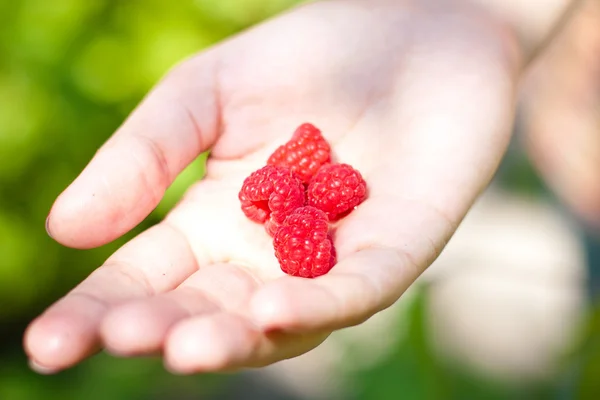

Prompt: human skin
[521,0,600,230]
[25,0,580,374]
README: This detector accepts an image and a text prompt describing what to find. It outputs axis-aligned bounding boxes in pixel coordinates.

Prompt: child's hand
[25,0,534,373]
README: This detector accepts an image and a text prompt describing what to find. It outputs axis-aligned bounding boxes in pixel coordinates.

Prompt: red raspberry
[265,219,281,237]
[239,165,305,225]
[273,207,336,278]
[267,123,332,184]
[307,163,367,220]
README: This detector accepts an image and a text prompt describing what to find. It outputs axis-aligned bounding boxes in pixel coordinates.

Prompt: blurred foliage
[1,0,600,399]
[0,351,228,400]
[347,290,559,400]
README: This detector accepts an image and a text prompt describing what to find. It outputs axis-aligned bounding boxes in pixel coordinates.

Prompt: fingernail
[45,216,53,239]
[28,359,59,375]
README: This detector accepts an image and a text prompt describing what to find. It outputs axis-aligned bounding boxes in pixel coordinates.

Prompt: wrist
[461,0,583,61]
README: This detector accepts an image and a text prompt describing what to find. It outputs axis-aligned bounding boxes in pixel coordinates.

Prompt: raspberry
[239,165,305,225]
[265,219,280,237]
[273,207,336,278]
[307,163,367,220]
[267,123,332,184]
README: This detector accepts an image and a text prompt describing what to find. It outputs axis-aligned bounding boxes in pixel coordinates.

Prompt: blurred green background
[1,0,599,399]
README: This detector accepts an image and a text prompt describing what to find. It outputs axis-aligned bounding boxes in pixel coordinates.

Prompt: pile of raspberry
[238,123,367,278]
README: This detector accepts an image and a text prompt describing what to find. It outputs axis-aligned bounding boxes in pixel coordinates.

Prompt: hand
[521,0,600,230]
[25,0,520,374]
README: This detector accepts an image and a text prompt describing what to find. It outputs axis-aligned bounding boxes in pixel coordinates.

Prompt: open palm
[26,0,519,373]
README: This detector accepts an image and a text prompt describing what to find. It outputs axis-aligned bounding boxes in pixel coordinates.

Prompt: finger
[24,222,199,371]
[249,193,453,332]
[164,313,259,373]
[100,263,260,356]
[249,248,417,332]
[47,54,221,249]
[100,287,218,357]
[164,312,329,374]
